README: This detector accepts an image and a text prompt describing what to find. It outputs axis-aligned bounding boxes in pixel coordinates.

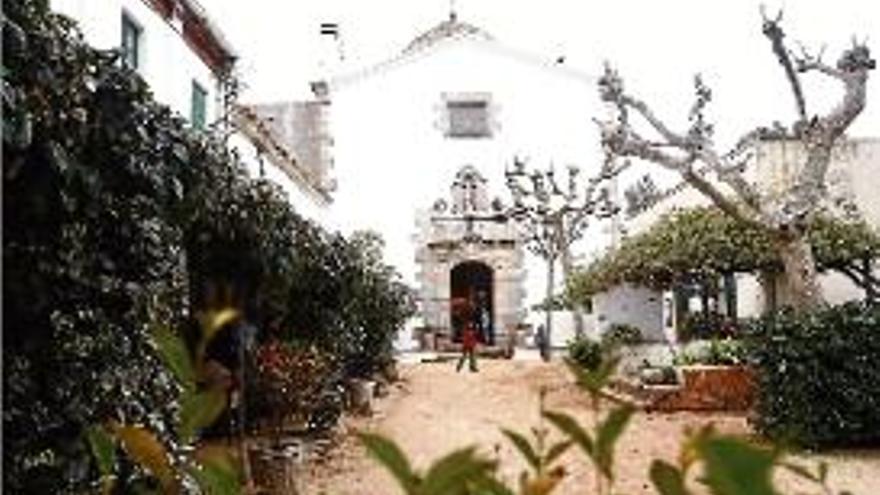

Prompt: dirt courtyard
[300,357,880,494]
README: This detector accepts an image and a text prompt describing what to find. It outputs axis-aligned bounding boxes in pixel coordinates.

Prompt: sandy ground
[300,358,880,495]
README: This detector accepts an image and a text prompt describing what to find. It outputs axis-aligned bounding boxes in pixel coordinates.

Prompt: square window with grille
[446,99,491,138]
[121,13,141,70]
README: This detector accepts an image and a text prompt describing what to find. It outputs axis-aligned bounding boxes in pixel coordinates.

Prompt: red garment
[462,324,478,350]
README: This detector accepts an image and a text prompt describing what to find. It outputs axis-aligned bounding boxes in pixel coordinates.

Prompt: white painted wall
[326,36,608,324]
[51,0,220,124]
[592,285,665,341]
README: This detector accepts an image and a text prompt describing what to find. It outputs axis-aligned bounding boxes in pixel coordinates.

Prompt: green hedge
[3,2,413,491]
[746,302,880,448]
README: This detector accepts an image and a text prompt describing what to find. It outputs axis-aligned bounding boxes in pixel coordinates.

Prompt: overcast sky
[202,0,879,149]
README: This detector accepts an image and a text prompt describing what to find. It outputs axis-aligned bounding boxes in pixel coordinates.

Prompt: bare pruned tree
[504,156,623,358]
[598,9,874,310]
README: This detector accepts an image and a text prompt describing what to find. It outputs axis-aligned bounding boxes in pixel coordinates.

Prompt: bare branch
[793,42,846,79]
[783,39,875,221]
[674,168,762,228]
[620,95,687,145]
[599,64,760,224]
[761,8,808,121]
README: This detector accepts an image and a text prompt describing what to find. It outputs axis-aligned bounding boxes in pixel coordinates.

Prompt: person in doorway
[456,319,479,373]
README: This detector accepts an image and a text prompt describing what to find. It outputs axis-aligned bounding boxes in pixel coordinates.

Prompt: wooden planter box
[647,365,755,412]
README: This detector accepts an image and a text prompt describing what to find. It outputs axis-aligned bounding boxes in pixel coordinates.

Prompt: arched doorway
[450,261,494,345]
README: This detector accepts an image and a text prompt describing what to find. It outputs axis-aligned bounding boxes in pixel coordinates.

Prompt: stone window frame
[438,92,498,139]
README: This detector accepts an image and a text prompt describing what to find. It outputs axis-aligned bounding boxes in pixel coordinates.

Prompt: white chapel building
[251,12,612,348]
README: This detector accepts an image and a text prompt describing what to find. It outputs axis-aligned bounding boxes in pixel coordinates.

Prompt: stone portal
[415,165,525,349]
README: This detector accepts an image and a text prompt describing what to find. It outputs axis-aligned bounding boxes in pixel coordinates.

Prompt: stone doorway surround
[414,165,526,351]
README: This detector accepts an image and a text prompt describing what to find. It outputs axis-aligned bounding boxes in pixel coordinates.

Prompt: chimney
[317,21,345,75]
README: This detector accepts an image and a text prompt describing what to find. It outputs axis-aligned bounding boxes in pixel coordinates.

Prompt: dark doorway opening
[450,261,494,345]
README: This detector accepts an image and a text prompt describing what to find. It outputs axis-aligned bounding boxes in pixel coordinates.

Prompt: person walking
[456,320,479,373]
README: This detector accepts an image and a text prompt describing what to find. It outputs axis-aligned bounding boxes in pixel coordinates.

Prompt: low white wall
[592,285,665,341]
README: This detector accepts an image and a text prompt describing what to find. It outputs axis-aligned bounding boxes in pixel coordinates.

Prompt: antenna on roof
[319,21,345,62]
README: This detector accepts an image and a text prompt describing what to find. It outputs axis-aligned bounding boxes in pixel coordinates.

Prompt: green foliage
[649,460,690,495]
[85,309,243,494]
[567,206,880,300]
[3,1,413,491]
[501,390,573,494]
[248,340,333,434]
[746,301,880,448]
[697,434,777,495]
[359,432,508,495]
[674,338,746,366]
[677,312,738,342]
[565,354,621,403]
[4,2,189,489]
[600,323,643,348]
[566,337,604,371]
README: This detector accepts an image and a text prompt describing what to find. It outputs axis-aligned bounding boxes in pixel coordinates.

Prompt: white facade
[51,0,228,125]
[316,15,608,331]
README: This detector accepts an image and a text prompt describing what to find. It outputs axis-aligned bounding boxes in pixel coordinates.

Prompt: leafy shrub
[567,337,604,371]
[746,302,880,447]
[601,323,643,348]
[248,340,331,434]
[3,3,190,490]
[674,338,746,366]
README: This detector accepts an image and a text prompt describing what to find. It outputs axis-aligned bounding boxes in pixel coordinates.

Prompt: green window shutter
[121,14,140,69]
[191,81,207,128]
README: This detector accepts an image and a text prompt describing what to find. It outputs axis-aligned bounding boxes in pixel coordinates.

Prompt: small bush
[248,341,330,431]
[601,323,643,348]
[675,338,746,366]
[746,302,880,448]
[567,337,603,371]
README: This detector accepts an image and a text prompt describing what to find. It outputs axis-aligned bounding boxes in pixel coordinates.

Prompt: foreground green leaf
[650,460,691,495]
[542,410,594,458]
[422,446,498,495]
[179,388,228,444]
[595,405,635,479]
[153,325,196,392]
[86,425,117,494]
[698,435,778,495]
[501,428,541,471]
[359,433,419,492]
[187,456,241,495]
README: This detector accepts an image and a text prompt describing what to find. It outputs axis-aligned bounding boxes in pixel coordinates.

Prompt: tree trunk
[774,231,825,310]
[542,259,555,361]
[560,246,585,338]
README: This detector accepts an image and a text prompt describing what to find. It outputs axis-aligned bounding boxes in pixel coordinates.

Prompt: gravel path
[300,358,880,494]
